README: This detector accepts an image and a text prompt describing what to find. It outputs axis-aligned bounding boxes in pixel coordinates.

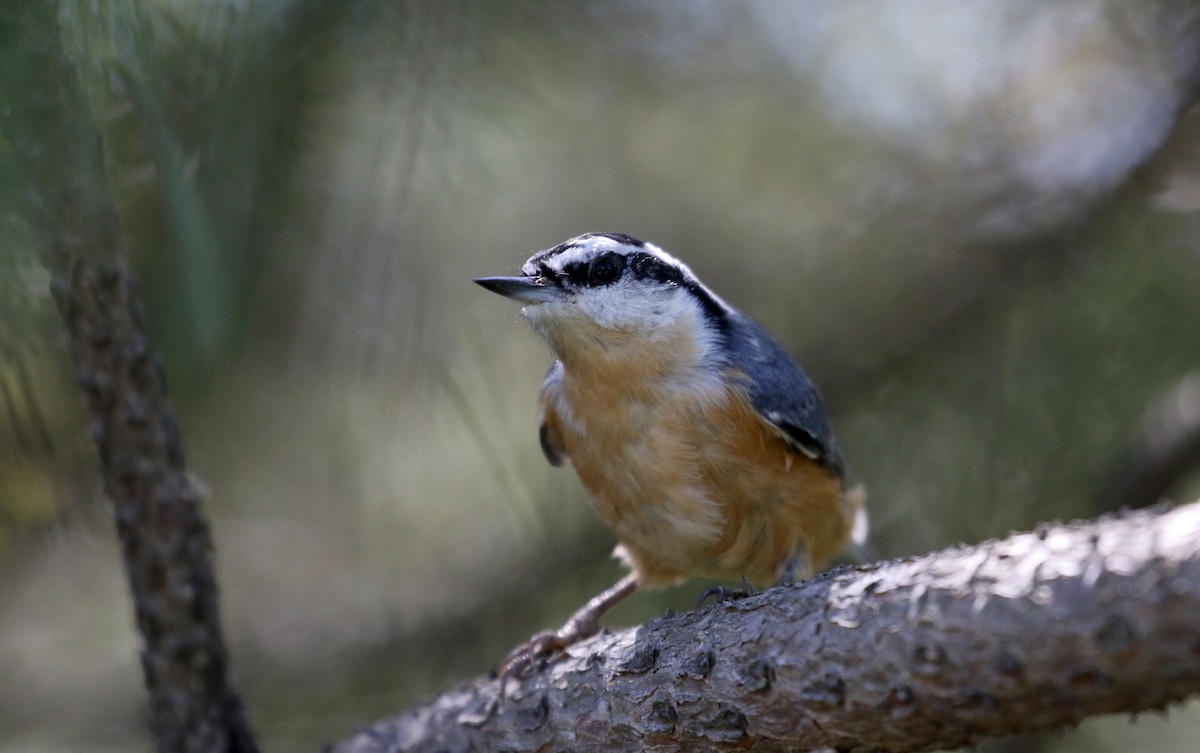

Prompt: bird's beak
[473,275,564,304]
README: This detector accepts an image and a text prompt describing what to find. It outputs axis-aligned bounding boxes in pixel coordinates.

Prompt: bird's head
[475,233,729,360]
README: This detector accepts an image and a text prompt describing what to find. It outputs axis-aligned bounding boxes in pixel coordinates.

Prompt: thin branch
[11,2,257,751]
[49,257,257,753]
[329,501,1200,753]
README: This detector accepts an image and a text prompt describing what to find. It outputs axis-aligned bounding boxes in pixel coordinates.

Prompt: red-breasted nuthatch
[476,232,866,673]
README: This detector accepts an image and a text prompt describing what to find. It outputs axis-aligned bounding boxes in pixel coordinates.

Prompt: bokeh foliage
[2,2,1200,752]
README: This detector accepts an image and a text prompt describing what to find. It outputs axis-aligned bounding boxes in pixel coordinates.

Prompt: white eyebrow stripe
[527,236,685,277]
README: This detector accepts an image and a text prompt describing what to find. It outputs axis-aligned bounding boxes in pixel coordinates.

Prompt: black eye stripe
[559,252,684,287]
[627,252,683,286]
[557,253,626,287]
[561,262,587,285]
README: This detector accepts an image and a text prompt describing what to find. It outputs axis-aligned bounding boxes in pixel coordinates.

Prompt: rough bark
[47,259,257,753]
[330,501,1200,753]
[13,2,257,751]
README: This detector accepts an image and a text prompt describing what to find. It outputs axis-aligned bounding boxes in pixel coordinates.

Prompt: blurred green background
[3,1,1200,751]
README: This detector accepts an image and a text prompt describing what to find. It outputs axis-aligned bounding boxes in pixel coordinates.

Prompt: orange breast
[538,321,856,589]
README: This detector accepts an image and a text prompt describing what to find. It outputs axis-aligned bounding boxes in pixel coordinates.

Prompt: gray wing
[722,311,845,478]
[537,361,567,467]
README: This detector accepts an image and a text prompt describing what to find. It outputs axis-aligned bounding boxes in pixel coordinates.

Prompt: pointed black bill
[474,275,563,303]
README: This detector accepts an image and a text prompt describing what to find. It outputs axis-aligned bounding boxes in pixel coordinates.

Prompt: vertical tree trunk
[7,3,258,752]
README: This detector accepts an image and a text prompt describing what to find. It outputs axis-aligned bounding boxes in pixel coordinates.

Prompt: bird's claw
[695,577,758,610]
[496,630,572,696]
[494,573,637,698]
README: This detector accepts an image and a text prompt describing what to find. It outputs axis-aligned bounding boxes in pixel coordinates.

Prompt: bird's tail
[842,484,876,563]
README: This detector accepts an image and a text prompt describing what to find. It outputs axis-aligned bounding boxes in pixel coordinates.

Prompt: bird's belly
[556,385,848,588]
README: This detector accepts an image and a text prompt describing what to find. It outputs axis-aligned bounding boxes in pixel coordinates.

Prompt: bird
[475,232,866,677]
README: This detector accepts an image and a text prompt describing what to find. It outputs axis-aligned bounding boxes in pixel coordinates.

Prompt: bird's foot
[695,577,758,610]
[497,622,595,698]
[498,630,571,680]
[495,573,639,698]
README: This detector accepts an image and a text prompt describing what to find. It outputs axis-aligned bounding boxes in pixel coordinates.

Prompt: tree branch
[329,501,1200,753]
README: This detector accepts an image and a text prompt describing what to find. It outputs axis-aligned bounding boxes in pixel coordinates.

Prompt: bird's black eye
[588,253,624,286]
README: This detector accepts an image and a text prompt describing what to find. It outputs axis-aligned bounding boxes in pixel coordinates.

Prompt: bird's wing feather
[537,361,567,467]
[722,312,845,478]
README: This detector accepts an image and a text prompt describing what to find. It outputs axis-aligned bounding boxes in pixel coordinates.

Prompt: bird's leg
[499,572,639,686]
